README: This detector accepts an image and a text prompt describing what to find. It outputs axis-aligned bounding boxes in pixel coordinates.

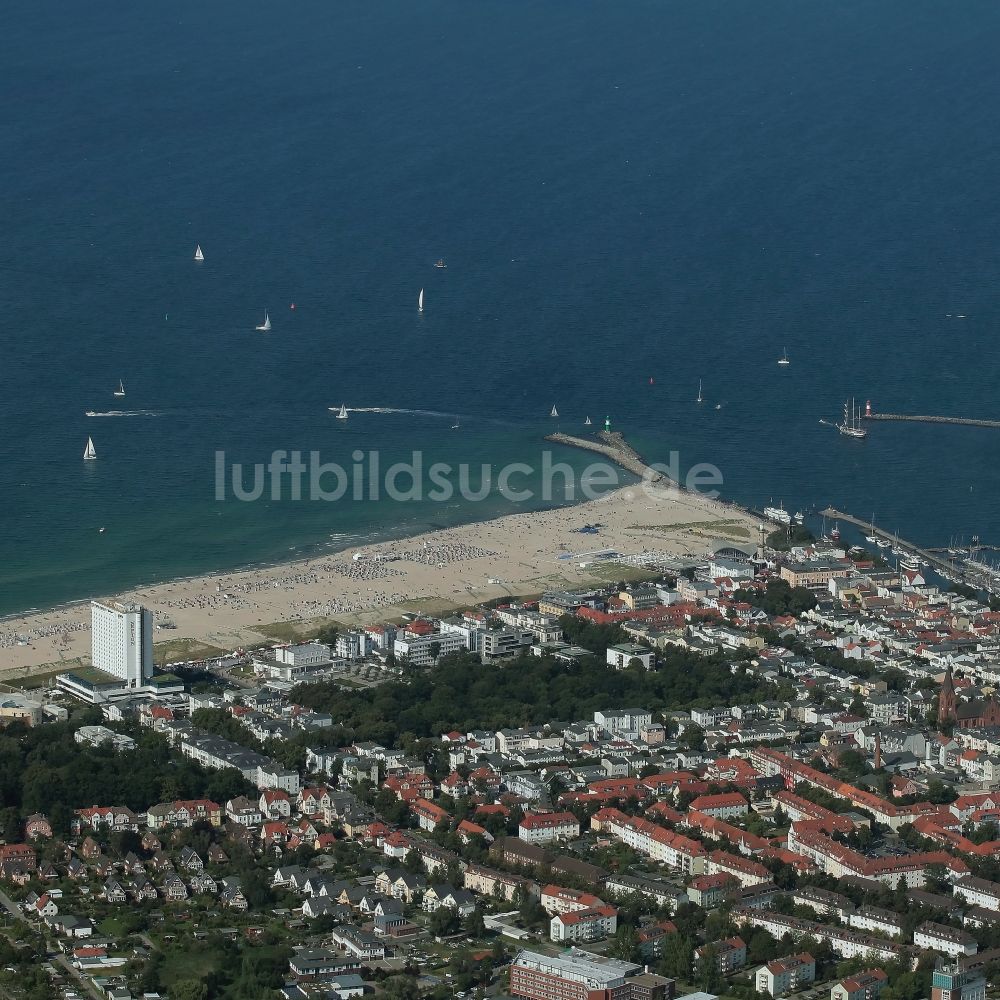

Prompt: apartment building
[830,970,888,1000]
[756,954,816,997]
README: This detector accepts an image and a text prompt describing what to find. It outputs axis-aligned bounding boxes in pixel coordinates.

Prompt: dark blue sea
[2,0,999,617]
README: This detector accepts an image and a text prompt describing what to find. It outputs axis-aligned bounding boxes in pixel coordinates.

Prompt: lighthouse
[604,416,611,432]
[865,399,872,418]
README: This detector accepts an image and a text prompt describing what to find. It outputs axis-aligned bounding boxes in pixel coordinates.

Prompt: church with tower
[937,666,1000,730]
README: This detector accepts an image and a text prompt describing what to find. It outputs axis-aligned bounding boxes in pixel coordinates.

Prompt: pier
[545,430,666,483]
[864,413,1000,429]
[819,507,1000,593]
[820,508,954,573]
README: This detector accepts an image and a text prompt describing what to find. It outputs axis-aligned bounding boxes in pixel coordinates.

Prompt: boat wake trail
[84,410,160,417]
[328,407,455,419]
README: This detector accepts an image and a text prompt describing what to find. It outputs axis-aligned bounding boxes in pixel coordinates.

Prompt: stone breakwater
[865,413,1000,428]
[545,430,666,483]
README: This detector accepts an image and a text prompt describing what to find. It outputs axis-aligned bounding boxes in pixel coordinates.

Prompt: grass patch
[9,665,67,689]
[583,564,659,584]
[155,939,233,990]
[391,597,463,616]
[66,665,121,686]
[630,518,752,541]
[153,638,227,665]
[254,618,342,643]
[0,657,91,686]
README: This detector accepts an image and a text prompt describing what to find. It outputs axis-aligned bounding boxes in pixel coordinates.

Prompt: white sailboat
[113,379,125,398]
[83,437,97,461]
[584,416,592,426]
[256,311,271,332]
[335,404,348,420]
[550,405,559,418]
[418,288,424,313]
[194,244,204,262]
[865,512,878,544]
[778,348,790,366]
[697,379,703,403]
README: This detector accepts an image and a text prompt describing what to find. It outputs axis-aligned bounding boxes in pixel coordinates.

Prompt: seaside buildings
[91,601,153,686]
[56,600,181,704]
[20,513,1000,997]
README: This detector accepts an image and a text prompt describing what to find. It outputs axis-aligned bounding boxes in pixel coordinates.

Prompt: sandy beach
[0,484,758,678]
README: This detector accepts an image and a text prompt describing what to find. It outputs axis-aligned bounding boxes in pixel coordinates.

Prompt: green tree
[697,945,723,994]
[611,923,640,963]
[171,981,207,1000]
[463,908,486,937]
[429,906,460,936]
[659,933,693,979]
[680,723,705,751]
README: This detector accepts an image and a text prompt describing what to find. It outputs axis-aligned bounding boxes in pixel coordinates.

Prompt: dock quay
[820,507,1000,593]
[545,431,666,483]
[820,508,952,572]
[864,413,1000,429]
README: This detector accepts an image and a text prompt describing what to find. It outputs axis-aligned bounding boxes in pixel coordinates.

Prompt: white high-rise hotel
[91,600,153,687]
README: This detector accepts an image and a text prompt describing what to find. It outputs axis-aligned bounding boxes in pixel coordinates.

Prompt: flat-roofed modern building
[90,600,153,687]
[510,947,674,1000]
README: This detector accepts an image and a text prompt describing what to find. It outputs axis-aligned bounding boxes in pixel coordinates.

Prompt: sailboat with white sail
[697,379,703,403]
[550,405,559,418]
[113,380,125,398]
[778,348,790,366]
[83,437,97,461]
[256,311,271,332]
[334,404,348,420]
[194,244,204,262]
[584,416,592,426]
[865,512,878,544]
[418,289,424,313]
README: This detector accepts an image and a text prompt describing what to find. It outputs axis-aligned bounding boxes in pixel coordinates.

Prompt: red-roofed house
[518,812,580,845]
[411,799,451,832]
[260,821,289,845]
[687,872,740,909]
[440,772,469,798]
[457,820,493,845]
[696,936,747,975]
[382,831,411,859]
[549,905,618,943]
[259,789,292,819]
[756,953,816,997]
[540,885,605,915]
[830,970,888,1000]
[384,772,434,802]
[687,792,749,819]
[297,787,332,816]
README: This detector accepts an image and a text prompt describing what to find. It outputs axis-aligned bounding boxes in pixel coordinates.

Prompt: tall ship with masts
[839,398,867,439]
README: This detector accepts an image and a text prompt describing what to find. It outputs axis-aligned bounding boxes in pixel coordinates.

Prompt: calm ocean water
[1,1,999,616]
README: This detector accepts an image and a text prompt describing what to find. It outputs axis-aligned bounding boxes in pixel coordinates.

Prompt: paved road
[0,887,102,1000]
[0,888,23,923]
